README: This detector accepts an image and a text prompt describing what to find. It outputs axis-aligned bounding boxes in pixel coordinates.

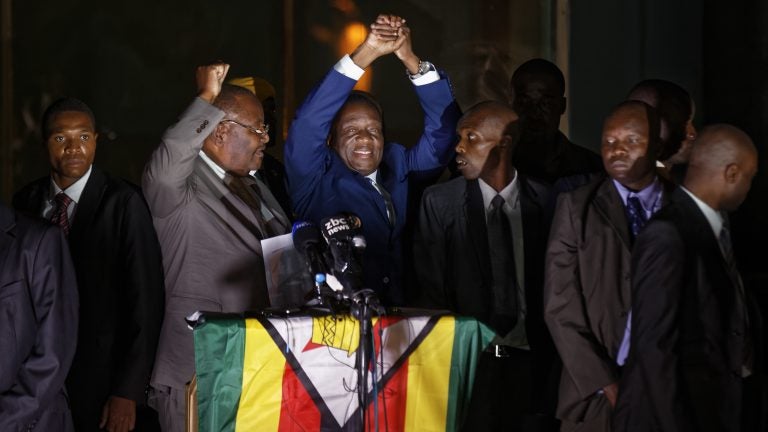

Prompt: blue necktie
[625,195,648,238]
[616,194,648,366]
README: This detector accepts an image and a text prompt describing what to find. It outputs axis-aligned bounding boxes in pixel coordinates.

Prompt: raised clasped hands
[351,14,419,70]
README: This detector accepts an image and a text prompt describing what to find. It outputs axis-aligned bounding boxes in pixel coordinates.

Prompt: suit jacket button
[382,276,390,284]
[203,120,209,126]
[196,128,202,133]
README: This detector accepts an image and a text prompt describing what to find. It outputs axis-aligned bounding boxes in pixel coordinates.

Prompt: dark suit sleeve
[110,192,165,402]
[0,225,78,429]
[403,76,461,175]
[412,188,451,309]
[626,220,692,430]
[544,192,618,399]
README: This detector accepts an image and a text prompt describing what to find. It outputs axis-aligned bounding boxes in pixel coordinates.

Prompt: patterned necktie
[486,194,519,335]
[367,178,396,227]
[625,195,648,238]
[50,192,73,236]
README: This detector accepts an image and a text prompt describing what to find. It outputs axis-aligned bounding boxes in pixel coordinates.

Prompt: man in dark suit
[285,14,461,305]
[544,101,673,431]
[0,201,78,431]
[614,124,762,431]
[509,59,603,184]
[143,64,290,432]
[414,101,558,431]
[13,98,165,432]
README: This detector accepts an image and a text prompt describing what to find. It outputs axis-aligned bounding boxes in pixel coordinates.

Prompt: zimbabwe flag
[193,313,494,432]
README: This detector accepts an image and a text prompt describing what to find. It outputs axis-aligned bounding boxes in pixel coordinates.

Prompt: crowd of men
[0,13,763,432]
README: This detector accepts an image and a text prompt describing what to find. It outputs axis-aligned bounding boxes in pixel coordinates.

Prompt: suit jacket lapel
[13,178,49,217]
[519,176,543,297]
[251,175,290,232]
[464,179,492,287]
[593,179,631,249]
[194,158,270,246]
[68,167,106,246]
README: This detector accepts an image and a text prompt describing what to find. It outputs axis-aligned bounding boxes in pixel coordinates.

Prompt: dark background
[1,0,766,281]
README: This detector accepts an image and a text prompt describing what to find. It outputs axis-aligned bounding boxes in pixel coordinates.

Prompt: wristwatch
[408,60,435,80]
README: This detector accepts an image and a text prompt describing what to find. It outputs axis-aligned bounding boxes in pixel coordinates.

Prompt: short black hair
[328,91,385,144]
[41,97,96,139]
[212,84,261,115]
[511,59,566,96]
[627,79,693,160]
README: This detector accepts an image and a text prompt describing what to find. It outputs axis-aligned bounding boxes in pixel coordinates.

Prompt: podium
[190,310,495,432]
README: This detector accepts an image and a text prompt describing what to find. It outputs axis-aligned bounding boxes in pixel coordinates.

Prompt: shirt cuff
[410,69,440,86]
[333,54,365,81]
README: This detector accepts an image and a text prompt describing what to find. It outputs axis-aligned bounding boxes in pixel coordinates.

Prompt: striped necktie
[50,192,73,236]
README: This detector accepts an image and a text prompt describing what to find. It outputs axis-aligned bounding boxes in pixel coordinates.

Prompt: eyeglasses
[220,119,270,137]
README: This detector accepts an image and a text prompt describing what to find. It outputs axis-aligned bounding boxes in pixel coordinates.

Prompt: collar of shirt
[49,165,92,204]
[365,170,379,185]
[612,176,663,217]
[478,171,519,214]
[681,186,724,238]
[334,54,440,86]
[198,150,257,180]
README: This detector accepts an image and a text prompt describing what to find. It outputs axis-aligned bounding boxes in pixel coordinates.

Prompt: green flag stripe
[194,318,246,432]
[445,317,496,432]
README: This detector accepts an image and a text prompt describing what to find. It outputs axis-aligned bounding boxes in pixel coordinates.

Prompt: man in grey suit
[544,101,674,431]
[143,63,290,432]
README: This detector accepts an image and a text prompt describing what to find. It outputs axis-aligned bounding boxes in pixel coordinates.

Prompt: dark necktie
[486,194,519,335]
[720,222,753,375]
[50,192,73,236]
[367,178,396,227]
[227,175,281,238]
[625,195,648,238]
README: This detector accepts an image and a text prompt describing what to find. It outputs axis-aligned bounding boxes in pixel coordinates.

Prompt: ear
[724,163,740,184]
[93,132,99,146]
[685,120,697,141]
[559,96,567,115]
[211,122,227,147]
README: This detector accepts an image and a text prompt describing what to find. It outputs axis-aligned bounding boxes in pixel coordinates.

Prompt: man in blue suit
[285,14,461,305]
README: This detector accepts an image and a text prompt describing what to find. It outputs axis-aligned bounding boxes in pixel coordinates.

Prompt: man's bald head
[685,124,758,211]
[455,101,520,186]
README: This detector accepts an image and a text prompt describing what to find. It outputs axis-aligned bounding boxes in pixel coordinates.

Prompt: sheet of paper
[261,233,314,309]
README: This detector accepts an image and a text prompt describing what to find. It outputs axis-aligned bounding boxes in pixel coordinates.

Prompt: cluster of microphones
[291,212,370,306]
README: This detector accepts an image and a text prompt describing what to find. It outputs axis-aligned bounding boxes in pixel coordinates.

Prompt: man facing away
[543,101,674,431]
[614,124,763,432]
[143,64,290,432]
[284,14,461,306]
[414,101,559,431]
[13,98,165,432]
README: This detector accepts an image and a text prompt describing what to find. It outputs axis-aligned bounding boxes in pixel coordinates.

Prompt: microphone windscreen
[292,221,322,250]
[320,212,362,242]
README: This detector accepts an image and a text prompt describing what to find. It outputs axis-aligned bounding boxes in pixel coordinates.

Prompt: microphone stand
[350,288,384,431]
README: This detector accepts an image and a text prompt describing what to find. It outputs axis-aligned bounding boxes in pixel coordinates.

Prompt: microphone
[292,221,330,279]
[320,213,365,293]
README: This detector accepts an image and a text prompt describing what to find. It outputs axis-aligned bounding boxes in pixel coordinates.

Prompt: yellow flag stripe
[404,316,455,431]
[235,319,286,432]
